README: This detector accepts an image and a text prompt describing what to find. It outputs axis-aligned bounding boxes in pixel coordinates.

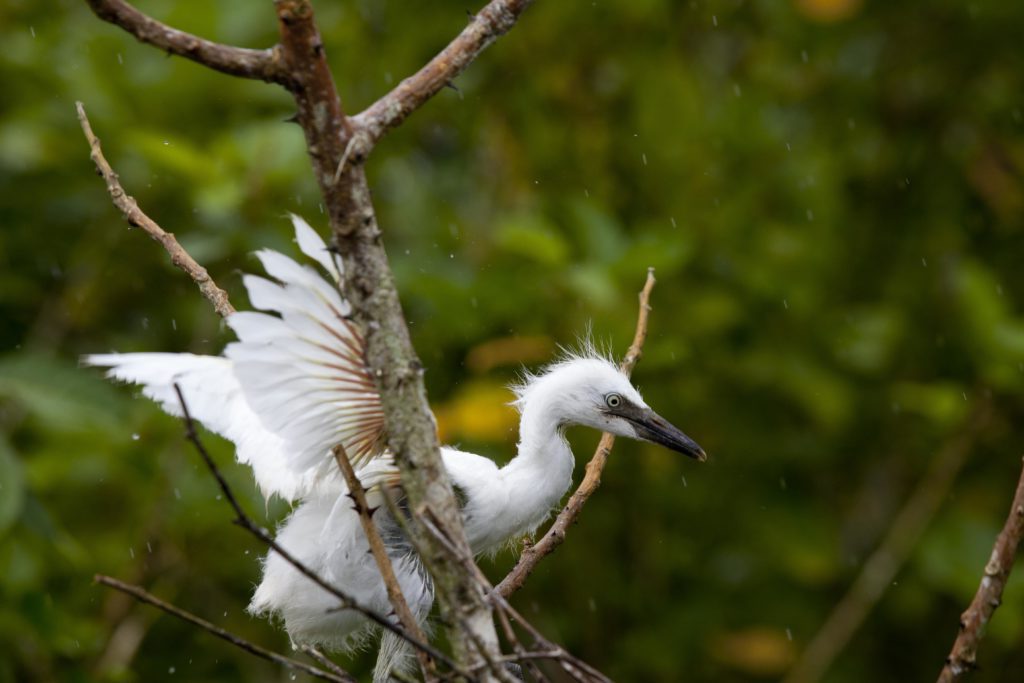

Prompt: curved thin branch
[75,102,236,319]
[496,268,657,598]
[937,454,1024,682]
[83,0,283,82]
[94,574,354,683]
[351,0,536,146]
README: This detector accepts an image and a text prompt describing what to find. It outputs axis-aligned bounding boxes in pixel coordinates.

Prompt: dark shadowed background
[2,0,1024,681]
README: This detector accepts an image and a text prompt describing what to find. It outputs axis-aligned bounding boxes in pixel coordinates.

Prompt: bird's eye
[605,393,622,409]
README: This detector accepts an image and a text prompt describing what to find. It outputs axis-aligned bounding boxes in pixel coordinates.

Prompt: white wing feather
[82,352,314,501]
[85,216,389,500]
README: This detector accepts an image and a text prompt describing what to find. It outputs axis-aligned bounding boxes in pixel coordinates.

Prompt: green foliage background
[3,0,1024,681]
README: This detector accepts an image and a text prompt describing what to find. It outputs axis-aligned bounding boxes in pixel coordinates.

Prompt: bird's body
[87,216,704,681]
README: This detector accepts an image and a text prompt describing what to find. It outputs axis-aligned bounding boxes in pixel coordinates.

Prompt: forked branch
[496,268,656,598]
[352,0,536,146]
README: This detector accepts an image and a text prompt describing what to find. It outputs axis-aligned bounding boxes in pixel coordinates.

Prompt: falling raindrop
[30,26,36,38]
[670,217,677,228]
[801,49,809,63]
[131,433,140,441]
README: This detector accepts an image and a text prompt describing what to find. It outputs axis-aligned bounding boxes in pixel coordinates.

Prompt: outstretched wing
[226,215,385,477]
[86,215,389,500]
[83,352,319,501]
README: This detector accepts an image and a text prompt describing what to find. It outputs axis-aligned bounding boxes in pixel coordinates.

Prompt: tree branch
[93,574,354,683]
[351,0,536,146]
[83,0,283,82]
[269,0,504,673]
[171,385,461,676]
[937,454,1024,682]
[332,445,435,678]
[783,401,992,683]
[496,268,657,598]
[75,102,236,319]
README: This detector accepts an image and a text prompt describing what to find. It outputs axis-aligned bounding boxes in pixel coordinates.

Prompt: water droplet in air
[174,488,181,500]
[131,433,140,441]
[786,628,793,641]
[30,26,36,38]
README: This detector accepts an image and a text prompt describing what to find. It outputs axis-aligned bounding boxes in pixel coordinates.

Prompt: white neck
[463,390,576,553]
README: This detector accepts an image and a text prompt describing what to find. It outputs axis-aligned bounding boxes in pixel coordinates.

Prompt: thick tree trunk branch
[497,268,657,598]
[75,102,236,319]
[271,0,502,674]
[352,0,536,146]
[83,0,283,82]
[937,455,1024,682]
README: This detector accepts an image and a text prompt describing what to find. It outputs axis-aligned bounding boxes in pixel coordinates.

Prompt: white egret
[86,215,705,681]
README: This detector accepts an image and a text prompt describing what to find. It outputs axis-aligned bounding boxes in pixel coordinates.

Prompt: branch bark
[84,0,283,82]
[75,102,235,319]
[937,454,1024,682]
[496,268,657,598]
[269,0,507,673]
[332,445,435,678]
[351,0,536,146]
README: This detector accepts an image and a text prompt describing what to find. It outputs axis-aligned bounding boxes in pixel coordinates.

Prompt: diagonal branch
[332,445,435,678]
[75,102,236,319]
[352,0,536,146]
[496,268,657,598]
[94,574,354,683]
[937,454,1024,682]
[171,385,461,675]
[83,0,283,82]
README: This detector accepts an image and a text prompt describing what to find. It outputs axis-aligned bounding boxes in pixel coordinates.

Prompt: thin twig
[937,454,1024,681]
[783,401,992,683]
[94,574,354,683]
[83,0,283,82]
[171,385,462,675]
[332,445,436,678]
[496,268,657,598]
[299,645,352,680]
[75,102,236,319]
[352,0,537,146]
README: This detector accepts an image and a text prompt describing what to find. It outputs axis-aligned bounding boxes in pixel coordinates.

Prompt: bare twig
[783,402,992,683]
[937,454,1024,681]
[75,102,236,319]
[94,574,354,683]
[332,445,435,678]
[496,268,657,598]
[352,0,537,146]
[83,0,282,82]
[299,645,352,680]
[171,385,461,675]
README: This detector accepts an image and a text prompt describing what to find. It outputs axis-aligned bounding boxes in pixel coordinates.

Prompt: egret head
[513,354,707,461]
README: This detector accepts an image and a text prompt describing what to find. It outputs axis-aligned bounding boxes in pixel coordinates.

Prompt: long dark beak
[605,400,707,461]
[627,408,707,462]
